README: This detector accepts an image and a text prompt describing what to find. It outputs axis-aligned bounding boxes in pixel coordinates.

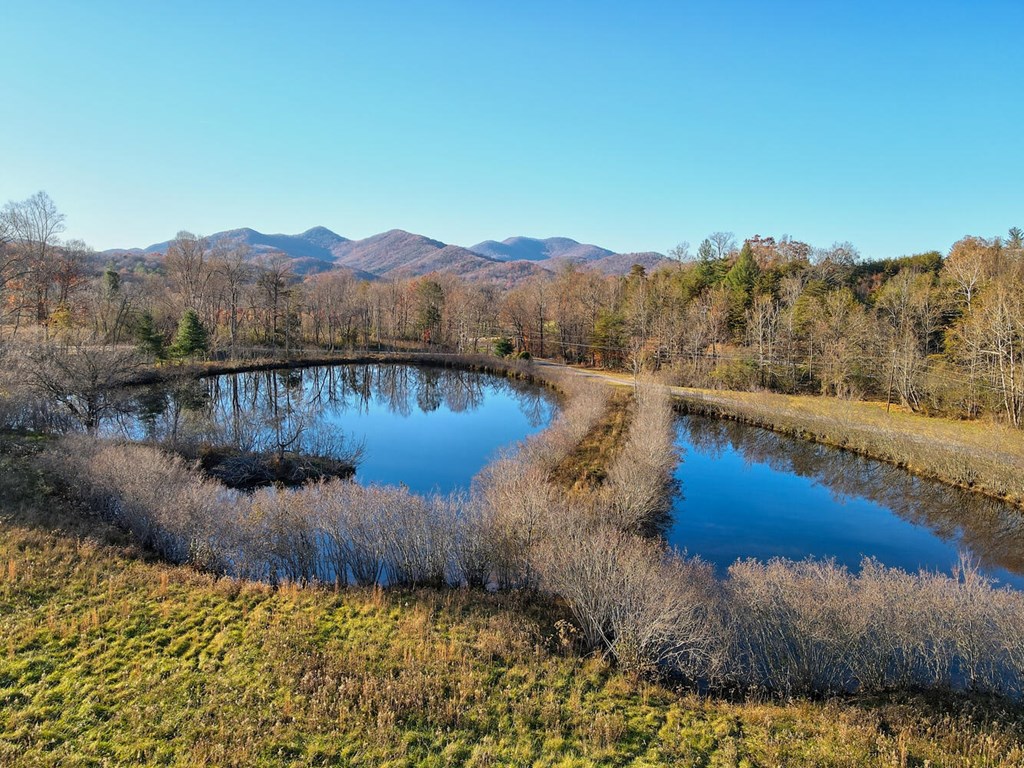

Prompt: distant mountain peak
[101,226,665,281]
[470,236,615,263]
[301,225,337,236]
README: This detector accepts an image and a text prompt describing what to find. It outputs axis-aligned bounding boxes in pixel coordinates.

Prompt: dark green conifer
[168,309,208,359]
[134,310,166,359]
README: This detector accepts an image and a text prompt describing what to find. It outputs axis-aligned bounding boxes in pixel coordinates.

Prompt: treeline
[508,232,1024,427]
[2,192,1023,426]
[0,192,503,356]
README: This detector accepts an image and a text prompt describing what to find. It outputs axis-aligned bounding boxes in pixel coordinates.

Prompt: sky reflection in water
[669,415,1024,589]
[113,364,557,495]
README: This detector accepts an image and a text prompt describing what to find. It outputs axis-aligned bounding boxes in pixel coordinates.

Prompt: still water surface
[113,364,557,494]
[668,415,1024,588]
[114,364,1024,586]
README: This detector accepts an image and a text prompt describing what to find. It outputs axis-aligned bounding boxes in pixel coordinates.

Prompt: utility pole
[885,348,897,414]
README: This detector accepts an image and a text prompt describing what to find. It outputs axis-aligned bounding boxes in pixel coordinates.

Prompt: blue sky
[2,1,1021,258]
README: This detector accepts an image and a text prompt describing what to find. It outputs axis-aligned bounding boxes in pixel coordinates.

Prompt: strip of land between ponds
[532,359,1024,511]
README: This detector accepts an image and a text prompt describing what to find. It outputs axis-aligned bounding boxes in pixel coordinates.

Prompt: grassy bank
[668,386,1024,509]
[2,439,1022,767]
[550,389,633,492]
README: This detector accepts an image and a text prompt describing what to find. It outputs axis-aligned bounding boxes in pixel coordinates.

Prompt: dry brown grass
[549,388,631,491]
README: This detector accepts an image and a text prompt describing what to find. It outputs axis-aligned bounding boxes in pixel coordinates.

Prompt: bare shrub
[375,485,451,588]
[0,388,53,432]
[446,491,494,588]
[0,347,76,432]
[472,451,560,589]
[724,558,861,695]
[303,480,357,587]
[18,343,144,433]
[993,585,1024,696]
[601,382,678,533]
[42,436,232,567]
[536,518,721,676]
[847,558,1024,697]
[557,378,611,447]
[848,558,938,691]
[945,558,1015,694]
[722,556,1024,699]
[247,487,319,584]
[339,486,386,586]
[302,481,385,587]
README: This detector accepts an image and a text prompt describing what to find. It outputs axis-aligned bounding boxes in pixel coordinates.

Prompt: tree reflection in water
[107,364,556,493]
[673,415,1024,582]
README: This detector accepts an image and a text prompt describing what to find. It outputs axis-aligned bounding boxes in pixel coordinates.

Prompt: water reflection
[109,364,557,494]
[671,415,1024,588]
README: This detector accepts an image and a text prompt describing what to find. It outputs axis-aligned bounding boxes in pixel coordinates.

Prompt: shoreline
[533,360,1024,512]
[127,350,1024,511]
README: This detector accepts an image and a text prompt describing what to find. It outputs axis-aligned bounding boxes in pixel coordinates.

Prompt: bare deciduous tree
[21,343,145,432]
[708,231,737,259]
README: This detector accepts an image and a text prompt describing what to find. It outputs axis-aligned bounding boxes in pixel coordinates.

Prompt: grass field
[2,437,1023,767]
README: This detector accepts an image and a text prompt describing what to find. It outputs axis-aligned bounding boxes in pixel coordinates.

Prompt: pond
[668,415,1024,589]
[110,364,557,494]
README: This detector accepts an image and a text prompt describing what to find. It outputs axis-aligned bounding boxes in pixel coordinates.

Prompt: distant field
[1,438,1022,767]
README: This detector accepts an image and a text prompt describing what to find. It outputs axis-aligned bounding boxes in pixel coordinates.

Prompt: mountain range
[103,227,667,282]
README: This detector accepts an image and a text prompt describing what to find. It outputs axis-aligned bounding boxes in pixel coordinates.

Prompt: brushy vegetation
[3,441,1024,766]
[36,375,1024,703]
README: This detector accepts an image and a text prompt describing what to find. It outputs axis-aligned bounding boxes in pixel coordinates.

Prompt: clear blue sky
[2,0,1021,258]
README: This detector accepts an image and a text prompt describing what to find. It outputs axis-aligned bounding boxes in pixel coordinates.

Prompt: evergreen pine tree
[723,242,760,293]
[695,239,728,288]
[723,242,761,335]
[102,267,121,297]
[493,336,514,357]
[697,238,715,262]
[169,309,208,359]
[134,310,166,359]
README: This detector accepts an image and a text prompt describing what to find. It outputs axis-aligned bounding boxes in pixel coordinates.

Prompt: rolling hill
[102,227,667,281]
[469,236,614,263]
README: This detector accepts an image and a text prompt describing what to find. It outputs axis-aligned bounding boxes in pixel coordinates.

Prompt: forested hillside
[2,192,1022,427]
